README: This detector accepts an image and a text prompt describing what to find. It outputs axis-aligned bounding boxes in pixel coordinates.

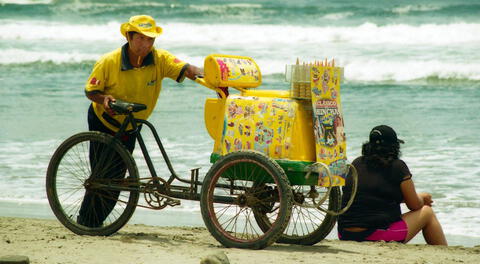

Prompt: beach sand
[1,217,479,264]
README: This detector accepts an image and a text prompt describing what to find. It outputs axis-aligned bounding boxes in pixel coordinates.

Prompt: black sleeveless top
[338,157,412,230]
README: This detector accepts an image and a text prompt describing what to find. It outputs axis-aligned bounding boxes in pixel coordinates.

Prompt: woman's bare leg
[402,205,447,245]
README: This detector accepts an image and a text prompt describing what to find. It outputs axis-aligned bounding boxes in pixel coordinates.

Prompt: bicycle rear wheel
[46,131,139,236]
[254,185,341,245]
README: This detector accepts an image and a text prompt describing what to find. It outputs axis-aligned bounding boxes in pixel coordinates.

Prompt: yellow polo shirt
[85,43,188,131]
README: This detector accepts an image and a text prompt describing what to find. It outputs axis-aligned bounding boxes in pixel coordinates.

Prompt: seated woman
[338,125,447,245]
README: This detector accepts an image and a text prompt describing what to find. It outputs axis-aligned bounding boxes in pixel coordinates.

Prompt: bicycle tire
[46,131,139,236]
[200,151,292,249]
[254,185,341,245]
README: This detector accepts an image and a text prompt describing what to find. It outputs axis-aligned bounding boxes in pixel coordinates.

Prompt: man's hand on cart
[194,76,229,98]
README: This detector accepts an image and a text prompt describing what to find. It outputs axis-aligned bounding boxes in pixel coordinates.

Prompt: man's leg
[78,105,139,227]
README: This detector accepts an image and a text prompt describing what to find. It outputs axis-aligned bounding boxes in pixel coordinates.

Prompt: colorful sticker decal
[221,95,296,159]
[311,66,347,187]
[216,57,260,83]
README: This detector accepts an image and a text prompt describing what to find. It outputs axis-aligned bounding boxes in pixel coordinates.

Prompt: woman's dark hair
[361,141,401,170]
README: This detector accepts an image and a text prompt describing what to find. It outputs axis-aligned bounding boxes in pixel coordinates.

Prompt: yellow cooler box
[201,54,347,186]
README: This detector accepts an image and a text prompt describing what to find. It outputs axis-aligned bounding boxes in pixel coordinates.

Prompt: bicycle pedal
[152,191,181,207]
[166,198,181,207]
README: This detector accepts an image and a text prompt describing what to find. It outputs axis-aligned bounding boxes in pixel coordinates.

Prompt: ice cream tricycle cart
[46,54,357,249]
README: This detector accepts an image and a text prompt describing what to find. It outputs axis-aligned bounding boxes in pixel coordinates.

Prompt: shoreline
[1,216,479,264]
[1,200,479,248]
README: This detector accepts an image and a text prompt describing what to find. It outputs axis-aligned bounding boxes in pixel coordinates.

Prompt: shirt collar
[121,43,155,71]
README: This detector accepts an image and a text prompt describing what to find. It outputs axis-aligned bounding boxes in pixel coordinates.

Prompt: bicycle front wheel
[46,132,139,236]
[200,151,292,249]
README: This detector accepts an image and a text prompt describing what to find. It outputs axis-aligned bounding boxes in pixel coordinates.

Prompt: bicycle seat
[109,100,147,114]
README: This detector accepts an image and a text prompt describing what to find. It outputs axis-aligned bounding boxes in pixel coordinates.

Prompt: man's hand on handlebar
[85,91,117,116]
[103,95,116,116]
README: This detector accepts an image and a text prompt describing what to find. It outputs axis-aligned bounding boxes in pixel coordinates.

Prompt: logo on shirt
[173,58,182,64]
[90,77,100,86]
[147,80,156,86]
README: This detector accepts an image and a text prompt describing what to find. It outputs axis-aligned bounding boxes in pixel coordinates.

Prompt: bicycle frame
[106,109,238,206]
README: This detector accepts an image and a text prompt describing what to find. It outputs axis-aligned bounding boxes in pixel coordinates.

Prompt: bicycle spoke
[47,132,139,235]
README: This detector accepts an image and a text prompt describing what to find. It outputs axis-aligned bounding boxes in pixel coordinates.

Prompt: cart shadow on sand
[112,229,357,255]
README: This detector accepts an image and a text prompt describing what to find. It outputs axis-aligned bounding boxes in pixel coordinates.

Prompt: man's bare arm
[185,65,204,80]
[85,90,116,115]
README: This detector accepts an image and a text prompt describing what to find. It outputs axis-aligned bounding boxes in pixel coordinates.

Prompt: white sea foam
[252,57,480,82]
[162,22,480,47]
[1,20,479,46]
[189,3,262,12]
[0,197,48,204]
[343,59,480,82]
[0,20,122,42]
[1,46,480,82]
[0,0,52,4]
[2,20,480,82]
[0,0,166,7]
[1,21,480,82]
[2,46,480,82]
[322,12,354,20]
[439,207,480,238]
[0,48,100,64]
[132,136,212,180]
[392,4,442,15]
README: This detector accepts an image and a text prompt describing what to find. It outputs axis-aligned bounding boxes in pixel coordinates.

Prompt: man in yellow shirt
[78,15,202,227]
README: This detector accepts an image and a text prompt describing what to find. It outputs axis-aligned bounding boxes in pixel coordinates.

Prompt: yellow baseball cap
[120,15,162,38]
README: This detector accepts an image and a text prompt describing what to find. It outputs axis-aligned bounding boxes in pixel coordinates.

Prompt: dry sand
[0,217,479,264]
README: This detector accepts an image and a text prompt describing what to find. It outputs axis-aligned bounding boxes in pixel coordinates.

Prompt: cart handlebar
[194,76,228,98]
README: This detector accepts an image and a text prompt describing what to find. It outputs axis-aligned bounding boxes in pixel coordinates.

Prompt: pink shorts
[365,219,408,242]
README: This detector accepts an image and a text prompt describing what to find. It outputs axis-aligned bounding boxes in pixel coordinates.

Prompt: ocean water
[1,0,479,246]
